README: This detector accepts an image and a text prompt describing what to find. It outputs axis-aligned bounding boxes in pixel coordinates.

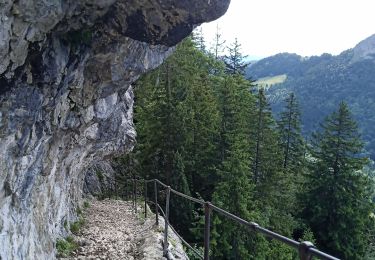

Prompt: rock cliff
[0,0,230,259]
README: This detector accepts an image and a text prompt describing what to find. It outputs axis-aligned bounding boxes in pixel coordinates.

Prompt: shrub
[56,236,78,257]
[70,218,85,235]
[83,201,90,208]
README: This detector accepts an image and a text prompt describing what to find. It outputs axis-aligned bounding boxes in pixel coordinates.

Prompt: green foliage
[300,102,374,259]
[248,50,375,160]
[56,236,78,258]
[224,38,249,75]
[276,93,306,220]
[210,72,258,259]
[114,35,374,260]
[277,93,305,171]
[170,151,193,235]
[70,218,85,235]
[300,228,316,244]
[185,244,204,260]
[83,201,90,208]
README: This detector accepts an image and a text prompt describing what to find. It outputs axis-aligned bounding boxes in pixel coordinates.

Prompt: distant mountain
[246,34,375,159]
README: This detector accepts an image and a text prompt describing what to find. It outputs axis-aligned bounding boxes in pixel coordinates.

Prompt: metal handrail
[123,178,340,260]
[156,203,204,259]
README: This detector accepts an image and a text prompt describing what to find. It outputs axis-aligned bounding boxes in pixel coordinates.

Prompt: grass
[70,218,85,235]
[256,74,287,89]
[83,201,90,208]
[56,236,78,257]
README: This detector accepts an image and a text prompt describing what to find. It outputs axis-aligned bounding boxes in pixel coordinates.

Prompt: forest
[114,32,375,259]
[246,44,375,160]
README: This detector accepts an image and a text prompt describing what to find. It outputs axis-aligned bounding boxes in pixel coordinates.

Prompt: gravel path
[69,199,162,260]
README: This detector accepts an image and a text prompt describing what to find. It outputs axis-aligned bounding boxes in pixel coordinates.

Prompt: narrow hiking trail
[67,199,188,260]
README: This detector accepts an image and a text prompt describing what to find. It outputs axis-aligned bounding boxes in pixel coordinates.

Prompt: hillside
[246,34,375,159]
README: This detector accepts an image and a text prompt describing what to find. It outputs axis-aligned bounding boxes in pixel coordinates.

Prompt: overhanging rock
[0,0,230,259]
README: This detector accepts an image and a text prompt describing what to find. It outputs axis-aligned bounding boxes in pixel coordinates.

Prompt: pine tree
[249,89,297,258]
[192,27,206,52]
[134,38,223,240]
[251,89,280,189]
[277,93,305,171]
[224,38,249,75]
[182,71,220,199]
[211,136,256,259]
[276,93,306,223]
[170,151,194,237]
[211,74,259,259]
[211,24,226,60]
[301,102,374,259]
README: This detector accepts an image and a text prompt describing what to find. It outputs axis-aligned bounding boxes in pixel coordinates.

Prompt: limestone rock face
[83,161,116,197]
[0,0,230,259]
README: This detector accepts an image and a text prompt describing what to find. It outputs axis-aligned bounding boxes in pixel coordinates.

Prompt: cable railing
[107,177,340,260]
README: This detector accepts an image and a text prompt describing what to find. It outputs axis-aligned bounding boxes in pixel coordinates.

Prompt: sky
[201,0,375,59]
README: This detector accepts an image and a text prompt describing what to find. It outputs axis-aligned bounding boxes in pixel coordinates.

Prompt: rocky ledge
[0,0,230,259]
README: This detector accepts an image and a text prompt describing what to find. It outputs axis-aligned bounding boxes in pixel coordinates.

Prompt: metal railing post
[204,202,211,260]
[154,180,159,225]
[144,180,147,219]
[298,241,314,260]
[163,186,171,257]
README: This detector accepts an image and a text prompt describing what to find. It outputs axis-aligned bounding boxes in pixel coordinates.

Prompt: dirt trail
[69,200,165,260]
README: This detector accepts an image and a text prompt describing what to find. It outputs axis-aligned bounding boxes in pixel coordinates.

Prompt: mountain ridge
[352,34,375,62]
[246,34,375,159]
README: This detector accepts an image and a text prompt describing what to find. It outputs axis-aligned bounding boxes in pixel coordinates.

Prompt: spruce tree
[301,102,374,259]
[251,88,280,189]
[192,27,206,52]
[276,93,306,222]
[211,138,256,260]
[170,151,193,237]
[134,38,223,239]
[211,24,226,60]
[224,38,249,75]
[250,89,296,258]
[211,73,259,259]
[277,93,305,171]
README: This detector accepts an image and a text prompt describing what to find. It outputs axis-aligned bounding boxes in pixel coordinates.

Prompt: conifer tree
[211,24,226,60]
[224,38,249,75]
[192,27,206,52]
[251,88,280,188]
[211,77,255,258]
[277,93,305,171]
[134,38,223,239]
[170,151,193,237]
[250,89,297,257]
[301,102,374,259]
[276,93,306,220]
[211,138,256,259]
[182,70,220,199]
